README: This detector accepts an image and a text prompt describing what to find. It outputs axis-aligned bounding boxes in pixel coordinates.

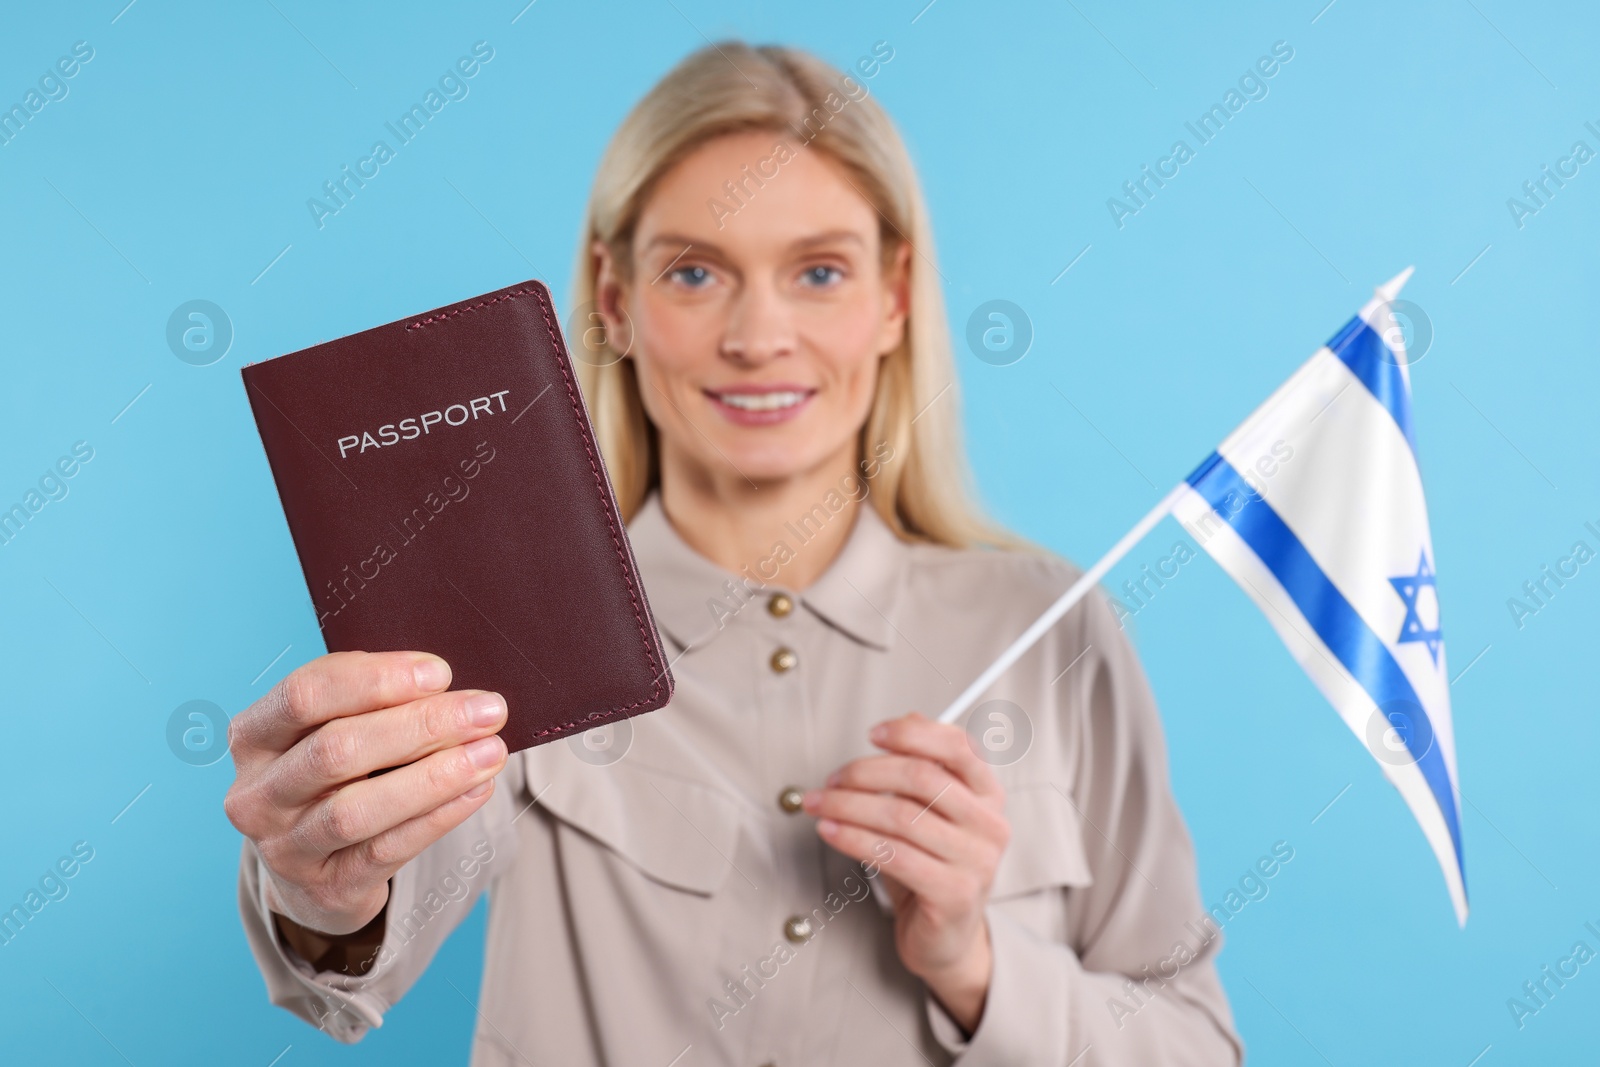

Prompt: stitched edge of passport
[403,289,529,331]
[404,286,666,739]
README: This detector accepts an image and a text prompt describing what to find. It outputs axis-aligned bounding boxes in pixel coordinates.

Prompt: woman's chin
[710,444,838,487]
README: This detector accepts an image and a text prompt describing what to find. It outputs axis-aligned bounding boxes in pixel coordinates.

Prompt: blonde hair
[571,41,1020,550]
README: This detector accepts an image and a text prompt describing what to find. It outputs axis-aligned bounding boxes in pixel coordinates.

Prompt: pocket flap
[990,783,1094,899]
[520,743,743,896]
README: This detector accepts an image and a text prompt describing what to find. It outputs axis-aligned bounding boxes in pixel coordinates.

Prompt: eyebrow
[640,229,867,256]
[790,230,867,250]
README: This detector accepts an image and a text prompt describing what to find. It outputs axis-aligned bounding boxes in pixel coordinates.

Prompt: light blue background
[2,1,1595,1063]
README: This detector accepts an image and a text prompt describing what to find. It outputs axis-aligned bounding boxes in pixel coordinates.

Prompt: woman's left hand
[804,711,1011,1034]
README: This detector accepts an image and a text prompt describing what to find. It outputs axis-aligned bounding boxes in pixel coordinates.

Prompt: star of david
[1389,550,1443,666]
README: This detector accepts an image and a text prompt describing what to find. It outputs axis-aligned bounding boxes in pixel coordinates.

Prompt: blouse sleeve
[234,756,525,1043]
[929,588,1243,1066]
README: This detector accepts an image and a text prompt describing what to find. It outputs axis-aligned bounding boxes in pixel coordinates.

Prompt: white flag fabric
[1171,269,1467,924]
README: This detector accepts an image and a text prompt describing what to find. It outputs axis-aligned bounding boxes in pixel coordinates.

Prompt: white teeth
[715,391,808,411]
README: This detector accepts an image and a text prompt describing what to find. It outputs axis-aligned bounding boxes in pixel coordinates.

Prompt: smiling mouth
[704,388,815,412]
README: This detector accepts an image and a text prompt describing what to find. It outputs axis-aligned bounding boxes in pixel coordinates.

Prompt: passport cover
[241,280,673,752]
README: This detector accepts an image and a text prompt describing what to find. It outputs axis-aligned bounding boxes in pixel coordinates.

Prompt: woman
[227,42,1241,1065]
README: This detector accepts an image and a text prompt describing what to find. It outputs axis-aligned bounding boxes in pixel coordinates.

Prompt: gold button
[770,647,797,673]
[784,915,814,943]
[778,786,804,813]
[767,593,794,618]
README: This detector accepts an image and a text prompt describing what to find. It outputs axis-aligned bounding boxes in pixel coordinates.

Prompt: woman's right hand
[224,650,509,938]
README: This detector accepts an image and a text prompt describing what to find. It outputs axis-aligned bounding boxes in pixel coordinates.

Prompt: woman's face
[596,131,909,486]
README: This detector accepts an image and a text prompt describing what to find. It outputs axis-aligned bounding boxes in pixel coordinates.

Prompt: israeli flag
[1171,269,1467,924]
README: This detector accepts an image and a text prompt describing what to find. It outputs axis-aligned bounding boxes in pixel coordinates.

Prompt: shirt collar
[628,491,907,653]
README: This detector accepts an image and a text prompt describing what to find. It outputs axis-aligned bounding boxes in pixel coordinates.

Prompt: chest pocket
[990,782,1093,900]
[519,742,745,897]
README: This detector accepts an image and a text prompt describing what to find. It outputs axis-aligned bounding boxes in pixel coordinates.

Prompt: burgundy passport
[241,280,673,752]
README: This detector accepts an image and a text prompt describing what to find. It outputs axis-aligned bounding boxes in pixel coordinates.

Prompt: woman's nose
[719,281,795,365]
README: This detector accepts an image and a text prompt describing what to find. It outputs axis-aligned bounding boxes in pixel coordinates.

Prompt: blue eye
[800,265,842,287]
[671,265,711,288]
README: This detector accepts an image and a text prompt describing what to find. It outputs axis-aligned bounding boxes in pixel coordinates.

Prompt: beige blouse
[237,492,1241,1065]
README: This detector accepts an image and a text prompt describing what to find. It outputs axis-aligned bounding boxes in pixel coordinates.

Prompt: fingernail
[414,656,450,691]
[817,818,839,836]
[801,789,821,810]
[869,724,889,744]
[465,692,506,728]
[825,771,841,787]
[463,781,491,799]
[465,735,505,769]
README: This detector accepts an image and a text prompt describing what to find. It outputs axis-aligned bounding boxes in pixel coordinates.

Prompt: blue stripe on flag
[1185,454,1465,886]
[1326,316,1417,453]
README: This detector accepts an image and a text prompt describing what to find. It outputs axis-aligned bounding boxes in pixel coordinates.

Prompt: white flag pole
[936,481,1189,725]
